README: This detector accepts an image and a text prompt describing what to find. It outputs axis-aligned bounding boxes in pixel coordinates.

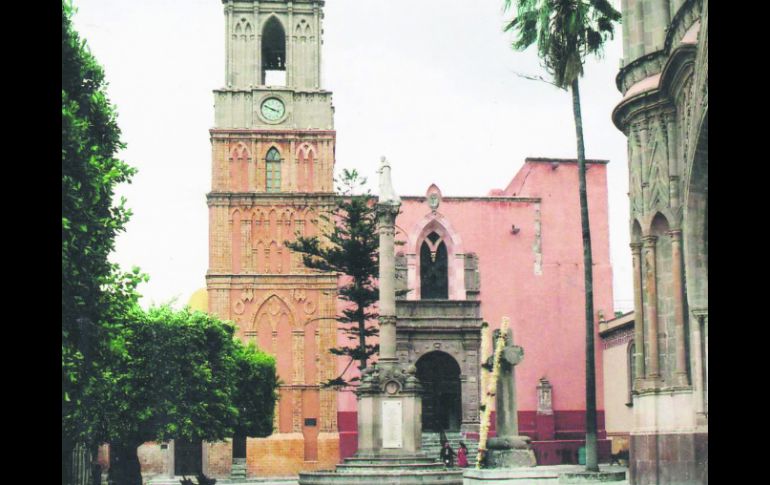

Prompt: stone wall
[137,443,167,477]
[613,0,708,482]
[206,441,233,478]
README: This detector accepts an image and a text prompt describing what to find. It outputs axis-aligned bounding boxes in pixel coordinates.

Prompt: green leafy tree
[62,0,141,481]
[286,170,380,387]
[96,306,278,485]
[62,5,279,485]
[503,0,621,472]
[232,342,280,450]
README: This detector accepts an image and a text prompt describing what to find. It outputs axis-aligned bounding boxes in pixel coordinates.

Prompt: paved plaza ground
[197,465,630,485]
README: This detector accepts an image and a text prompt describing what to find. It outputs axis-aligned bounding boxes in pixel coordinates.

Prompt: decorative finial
[378,156,401,206]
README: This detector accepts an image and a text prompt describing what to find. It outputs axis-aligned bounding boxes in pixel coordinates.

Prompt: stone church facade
[336,159,617,466]
[612,0,708,483]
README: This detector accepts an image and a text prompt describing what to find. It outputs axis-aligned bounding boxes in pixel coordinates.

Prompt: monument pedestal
[355,362,423,457]
[485,448,537,468]
[299,365,463,484]
[485,436,536,468]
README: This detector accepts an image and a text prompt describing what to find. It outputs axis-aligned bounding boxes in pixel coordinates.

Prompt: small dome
[187,288,208,312]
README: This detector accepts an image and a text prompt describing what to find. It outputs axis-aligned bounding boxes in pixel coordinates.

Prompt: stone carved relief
[628,127,644,217]
[426,184,442,212]
[537,377,553,415]
[295,143,316,192]
[233,288,256,315]
[252,294,294,333]
[678,75,695,170]
[532,205,543,276]
[229,205,326,275]
[646,115,672,213]
[291,288,317,316]
[229,142,251,161]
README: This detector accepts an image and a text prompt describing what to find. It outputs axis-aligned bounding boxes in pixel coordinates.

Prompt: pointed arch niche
[407,214,466,300]
[250,294,296,434]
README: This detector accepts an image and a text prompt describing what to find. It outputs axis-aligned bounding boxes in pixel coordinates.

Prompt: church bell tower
[207,0,339,473]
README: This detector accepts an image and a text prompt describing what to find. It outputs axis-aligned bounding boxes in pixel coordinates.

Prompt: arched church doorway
[416,351,462,432]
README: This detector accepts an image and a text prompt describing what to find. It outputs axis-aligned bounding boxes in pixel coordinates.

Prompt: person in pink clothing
[457,442,469,468]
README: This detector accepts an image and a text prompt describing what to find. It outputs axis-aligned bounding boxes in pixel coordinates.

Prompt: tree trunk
[571,78,599,472]
[108,442,143,485]
[358,314,367,372]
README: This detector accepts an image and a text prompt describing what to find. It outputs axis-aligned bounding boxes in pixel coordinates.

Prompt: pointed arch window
[420,232,448,299]
[266,148,282,192]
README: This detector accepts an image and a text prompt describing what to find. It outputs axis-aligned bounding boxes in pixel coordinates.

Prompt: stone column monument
[484,328,536,467]
[355,156,424,457]
[298,159,462,483]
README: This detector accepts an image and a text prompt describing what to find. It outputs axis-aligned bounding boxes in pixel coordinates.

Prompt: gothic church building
[612,0,708,483]
[127,1,620,481]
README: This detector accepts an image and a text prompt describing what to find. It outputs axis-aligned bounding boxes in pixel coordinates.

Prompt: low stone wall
[247,432,339,477]
[630,432,707,485]
[206,440,233,478]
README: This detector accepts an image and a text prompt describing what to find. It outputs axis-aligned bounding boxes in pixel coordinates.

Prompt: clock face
[261,97,285,121]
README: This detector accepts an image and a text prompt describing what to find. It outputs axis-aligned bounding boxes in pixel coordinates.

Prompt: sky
[70,0,633,313]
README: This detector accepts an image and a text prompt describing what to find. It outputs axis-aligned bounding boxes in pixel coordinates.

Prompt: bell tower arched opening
[262,17,286,85]
[416,351,462,432]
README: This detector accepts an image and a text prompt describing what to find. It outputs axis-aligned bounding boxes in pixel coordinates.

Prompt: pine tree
[286,169,380,387]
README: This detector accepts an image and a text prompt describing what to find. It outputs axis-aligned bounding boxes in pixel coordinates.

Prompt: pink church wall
[335,158,614,456]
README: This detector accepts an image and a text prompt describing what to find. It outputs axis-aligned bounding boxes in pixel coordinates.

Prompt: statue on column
[483,328,536,468]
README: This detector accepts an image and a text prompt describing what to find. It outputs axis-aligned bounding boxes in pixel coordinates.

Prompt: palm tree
[502,0,620,472]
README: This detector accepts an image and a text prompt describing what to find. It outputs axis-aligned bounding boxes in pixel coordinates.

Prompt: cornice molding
[206,191,335,206]
[611,86,669,132]
[616,51,667,93]
[210,128,336,138]
[616,0,702,95]
[664,0,703,54]
[659,44,697,101]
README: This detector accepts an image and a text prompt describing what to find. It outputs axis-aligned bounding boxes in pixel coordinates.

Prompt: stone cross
[487,329,525,442]
[485,328,536,467]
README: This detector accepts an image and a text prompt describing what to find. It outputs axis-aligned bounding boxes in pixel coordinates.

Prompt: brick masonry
[203,1,341,477]
[246,433,339,477]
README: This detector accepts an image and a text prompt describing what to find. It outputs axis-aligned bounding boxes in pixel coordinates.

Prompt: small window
[266,148,281,192]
